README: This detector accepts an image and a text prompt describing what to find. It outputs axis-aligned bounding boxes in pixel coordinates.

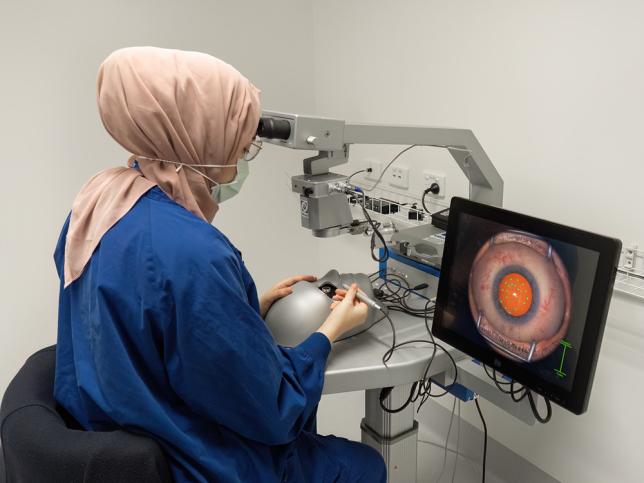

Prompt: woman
[53,47,387,482]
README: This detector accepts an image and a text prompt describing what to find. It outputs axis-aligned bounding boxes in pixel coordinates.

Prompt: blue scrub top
[53,187,333,482]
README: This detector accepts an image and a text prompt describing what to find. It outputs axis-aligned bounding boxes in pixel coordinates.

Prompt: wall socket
[366,160,383,181]
[423,170,446,198]
[624,244,638,270]
[389,165,410,189]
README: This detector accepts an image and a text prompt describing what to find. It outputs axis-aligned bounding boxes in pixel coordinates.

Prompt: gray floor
[318,391,558,483]
[417,435,503,483]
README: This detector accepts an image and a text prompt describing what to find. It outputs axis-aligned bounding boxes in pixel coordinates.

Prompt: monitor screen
[432,197,621,414]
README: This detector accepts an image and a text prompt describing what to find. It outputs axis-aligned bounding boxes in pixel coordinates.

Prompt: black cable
[481,365,551,420]
[335,313,388,343]
[483,365,510,385]
[381,312,397,364]
[382,276,406,296]
[346,168,370,185]
[378,382,418,414]
[474,398,487,483]
[379,282,434,317]
[348,278,458,415]
[482,365,526,398]
[492,368,510,385]
[384,286,434,312]
[492,371,520,395]
[421,183,440,214]
[383,272,409,287]
[359,203,389,262]
[510,382,528,402]
[526,389,552,424]
[422,189,432,214]
[378,277,423,310]
[382,300,434,319]
[379,278,432,311]
[379,275,433,310]
[333,288,418,414]
[378,338,458,413]
[368,270,382,281]
[378,298,458,413]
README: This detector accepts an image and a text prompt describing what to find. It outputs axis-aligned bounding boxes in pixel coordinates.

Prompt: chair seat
[1,346,173,483]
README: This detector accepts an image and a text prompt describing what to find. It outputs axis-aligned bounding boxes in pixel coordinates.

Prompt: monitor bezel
[432,197,621,415]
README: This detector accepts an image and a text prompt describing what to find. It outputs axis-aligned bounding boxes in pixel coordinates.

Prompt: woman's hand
[259,275,317,318]
[317,284,369,343]
[331,287,348,306]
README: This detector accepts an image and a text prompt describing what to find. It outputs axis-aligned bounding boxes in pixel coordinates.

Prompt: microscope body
[291,173,354,238]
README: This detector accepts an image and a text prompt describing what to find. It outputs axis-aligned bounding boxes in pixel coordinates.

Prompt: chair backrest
[1,346,173,483]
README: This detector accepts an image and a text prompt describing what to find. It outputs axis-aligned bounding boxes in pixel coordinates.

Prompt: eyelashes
[468,231,572,362]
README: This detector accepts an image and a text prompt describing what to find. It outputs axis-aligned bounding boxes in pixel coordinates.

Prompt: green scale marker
[554,339,572,378]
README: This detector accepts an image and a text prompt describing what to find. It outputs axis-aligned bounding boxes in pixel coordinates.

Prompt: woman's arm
[163,252,330,446]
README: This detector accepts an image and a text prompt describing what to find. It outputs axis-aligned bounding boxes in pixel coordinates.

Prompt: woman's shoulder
[136,187,240,265]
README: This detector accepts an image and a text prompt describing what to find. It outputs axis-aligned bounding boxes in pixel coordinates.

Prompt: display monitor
[432,197,621,414]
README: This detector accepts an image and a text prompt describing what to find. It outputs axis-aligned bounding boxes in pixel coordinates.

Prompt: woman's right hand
[317,284,369,343]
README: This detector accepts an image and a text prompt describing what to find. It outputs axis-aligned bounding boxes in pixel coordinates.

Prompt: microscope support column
[361,384,419,483]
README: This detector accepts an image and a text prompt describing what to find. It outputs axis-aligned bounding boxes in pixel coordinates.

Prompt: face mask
[210,159,249,203]
[134,155,250,204]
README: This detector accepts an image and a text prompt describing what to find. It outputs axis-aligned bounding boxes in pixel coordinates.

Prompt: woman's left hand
[259,275,317,318]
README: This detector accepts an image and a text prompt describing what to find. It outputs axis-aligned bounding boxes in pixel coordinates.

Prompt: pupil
[498,272,532,317]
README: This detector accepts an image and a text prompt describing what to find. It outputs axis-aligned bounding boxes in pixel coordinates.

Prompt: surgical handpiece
[342,283,383,312]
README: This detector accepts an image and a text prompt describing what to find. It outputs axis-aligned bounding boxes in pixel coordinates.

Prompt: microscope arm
[258,111,503,236]
[343,123,503,207]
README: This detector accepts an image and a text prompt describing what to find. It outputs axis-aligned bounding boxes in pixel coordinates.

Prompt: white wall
[311,1,644,482]
[0,0,318,395]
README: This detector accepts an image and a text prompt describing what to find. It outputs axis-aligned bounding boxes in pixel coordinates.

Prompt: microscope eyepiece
[257,117,291,140]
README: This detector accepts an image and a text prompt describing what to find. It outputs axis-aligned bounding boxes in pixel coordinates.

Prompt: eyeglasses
[242,137,263,162]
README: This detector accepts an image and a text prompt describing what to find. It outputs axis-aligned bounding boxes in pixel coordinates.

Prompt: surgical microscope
[257,111,503,237]
[259,111,504,483]
[260,109,503,339]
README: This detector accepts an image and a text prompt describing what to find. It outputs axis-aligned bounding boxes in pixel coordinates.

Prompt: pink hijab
[63,47,261,287]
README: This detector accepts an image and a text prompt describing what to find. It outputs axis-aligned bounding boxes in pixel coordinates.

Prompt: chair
[0,346,173,483]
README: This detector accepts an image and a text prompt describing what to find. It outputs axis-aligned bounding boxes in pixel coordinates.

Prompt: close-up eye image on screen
[469,230,572,364]
[447,214,599,394]
[433,197,621,414]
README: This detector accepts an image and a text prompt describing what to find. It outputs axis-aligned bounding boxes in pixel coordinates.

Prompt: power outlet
[624,244,638,270]
[423,171,446,199]
[389,165,410,189]
[366,160,383,181]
